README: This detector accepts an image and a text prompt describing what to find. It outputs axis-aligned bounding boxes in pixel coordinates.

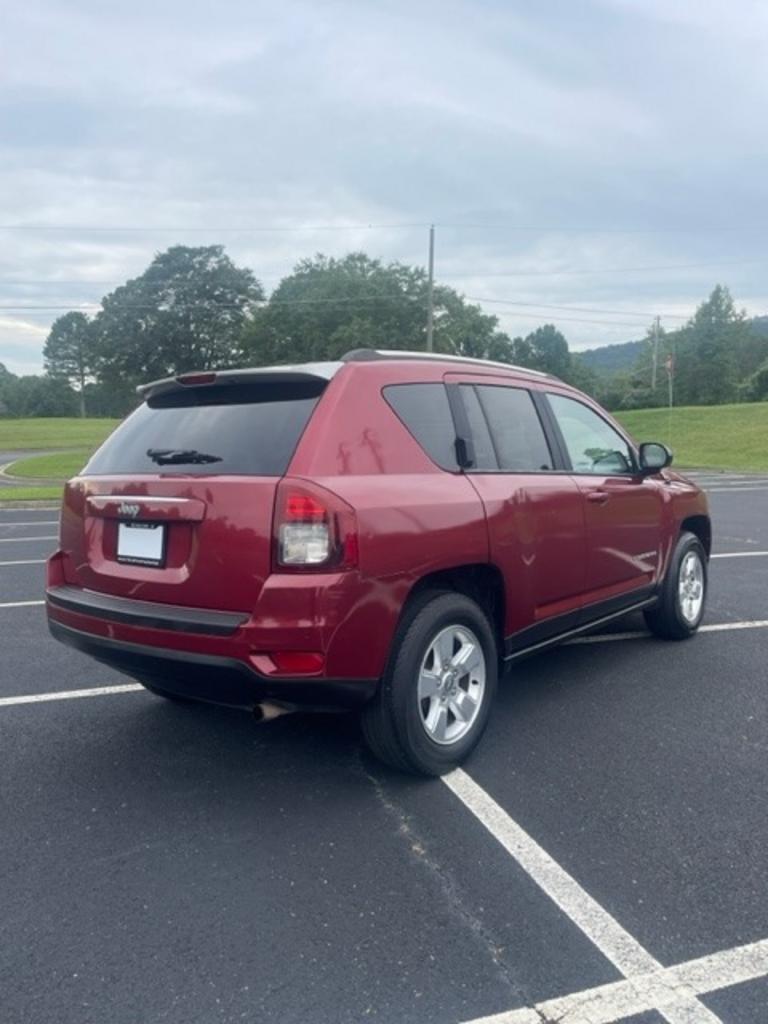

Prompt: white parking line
[0,559,45,566]
[570,620,768,645]
[707,486,768,493]
[463,938,768,1024]
[0,683,144,707]
[444,769,723,1024]
[0,535,56,543]
[711,551,768,558]
[0,520,58,528]
[0,599,45,609]
[0,506,60,514]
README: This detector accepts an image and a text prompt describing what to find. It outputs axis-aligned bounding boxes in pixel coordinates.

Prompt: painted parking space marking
[706,487,768,493]
[570,620,768,645]
[0,599,45,609]
[443,769,723,1024]
[462,938,768,1024]
[0,559,45,567]
[711,551,768,558]
[0,683,144,707]
[0,520,58,528]
[0,508,59,516]
[0,535,56,544]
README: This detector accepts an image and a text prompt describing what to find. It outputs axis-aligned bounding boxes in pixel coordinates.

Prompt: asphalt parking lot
[1,473,767,1024]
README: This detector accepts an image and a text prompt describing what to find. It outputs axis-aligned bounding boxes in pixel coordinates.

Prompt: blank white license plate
[117,522,166,566]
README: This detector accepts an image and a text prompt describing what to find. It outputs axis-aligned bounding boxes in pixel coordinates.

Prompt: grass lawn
[615,402,768,471]
[5,450,91,479]
[0,418,119,450]
[0,486,64,502]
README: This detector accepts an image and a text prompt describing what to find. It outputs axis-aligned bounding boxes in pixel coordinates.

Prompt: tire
[361,590,498,776]
[643,531,708,640]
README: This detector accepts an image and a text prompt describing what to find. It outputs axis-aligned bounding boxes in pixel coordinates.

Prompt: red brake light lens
[285,495,327,522]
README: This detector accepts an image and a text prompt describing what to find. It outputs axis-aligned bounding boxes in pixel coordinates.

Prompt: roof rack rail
[341,348,553,379]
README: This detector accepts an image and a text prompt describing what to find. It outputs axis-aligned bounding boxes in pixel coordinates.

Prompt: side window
[461,384,553,472]
[547,393,634,475]
[460,385,498,470]
[383,383,458,470]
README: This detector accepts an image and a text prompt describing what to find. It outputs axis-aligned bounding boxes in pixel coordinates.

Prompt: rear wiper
[146,448,223,466]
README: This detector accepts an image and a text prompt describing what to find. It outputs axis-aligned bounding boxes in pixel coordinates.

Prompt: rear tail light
[273,480,358,571]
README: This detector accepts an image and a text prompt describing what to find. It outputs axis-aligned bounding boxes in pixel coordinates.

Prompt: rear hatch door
[59,370,333,611]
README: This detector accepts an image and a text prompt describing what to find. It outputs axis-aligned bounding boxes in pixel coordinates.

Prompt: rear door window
[83,380,325,476]
[383,383,458,470]
[461,384,553,472]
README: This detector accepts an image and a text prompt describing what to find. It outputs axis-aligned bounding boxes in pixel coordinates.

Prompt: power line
[487,311,649,328]
[2,258,766,294]
[433,222,768,234]
[0,295,423,312]
[464,296,688,320]
[0,222,430,233]
[0,220,767,235]
[0,302,651,330]
[443,258,768,278]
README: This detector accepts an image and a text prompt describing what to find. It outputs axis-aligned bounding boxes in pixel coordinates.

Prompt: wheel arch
[400,563,506,659]
[680,514,712,558]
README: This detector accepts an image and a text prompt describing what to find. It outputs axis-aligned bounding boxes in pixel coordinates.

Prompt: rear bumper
[46,583,379,710]
[48,618,377,710]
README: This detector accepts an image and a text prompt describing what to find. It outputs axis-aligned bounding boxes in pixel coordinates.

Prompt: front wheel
[361,591,498,776]
[644,531,708,640]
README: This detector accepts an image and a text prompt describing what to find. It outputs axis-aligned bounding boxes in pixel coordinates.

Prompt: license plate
[117,522,166,567]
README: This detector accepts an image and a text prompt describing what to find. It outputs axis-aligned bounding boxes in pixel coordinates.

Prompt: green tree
[91,246,264,387]
[522,324,572,378]
[507,325,593,390]
[241,252,511,364]
[0,362,16,416]
[673,286,746,405]
[1,375,77,417]
[43,311,94,417]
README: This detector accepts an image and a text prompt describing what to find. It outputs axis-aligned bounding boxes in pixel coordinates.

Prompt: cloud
[1,0,766,373]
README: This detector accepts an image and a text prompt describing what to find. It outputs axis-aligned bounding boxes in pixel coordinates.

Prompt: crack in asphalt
[358,751,537,1015]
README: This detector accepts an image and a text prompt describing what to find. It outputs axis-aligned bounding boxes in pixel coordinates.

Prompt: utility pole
[666,343,675,448]
[426,224,435,352]
[651,315,661,390]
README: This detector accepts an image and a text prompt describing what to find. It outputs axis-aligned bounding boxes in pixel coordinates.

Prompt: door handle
[586,490,609,504]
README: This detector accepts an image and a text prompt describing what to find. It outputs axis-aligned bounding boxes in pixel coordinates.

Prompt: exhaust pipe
[252,701,295,723]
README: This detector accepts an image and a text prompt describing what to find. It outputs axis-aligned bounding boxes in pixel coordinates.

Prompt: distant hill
[576,339,645,375]
[578,315,768,377]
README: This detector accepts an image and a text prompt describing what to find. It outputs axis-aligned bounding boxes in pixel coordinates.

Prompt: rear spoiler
[137,362,343,402]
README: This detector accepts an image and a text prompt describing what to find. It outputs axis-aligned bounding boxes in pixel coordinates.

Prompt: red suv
[47,350,710,775]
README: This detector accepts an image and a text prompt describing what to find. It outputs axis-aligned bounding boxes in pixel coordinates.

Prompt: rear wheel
[644,531,708,640]
[361,591,498,776]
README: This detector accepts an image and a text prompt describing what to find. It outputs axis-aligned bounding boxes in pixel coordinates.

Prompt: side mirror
[639,441,673,475]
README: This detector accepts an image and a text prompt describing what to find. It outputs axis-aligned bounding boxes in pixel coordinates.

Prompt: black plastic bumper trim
[47,618,378,710]
[47,585,248,637]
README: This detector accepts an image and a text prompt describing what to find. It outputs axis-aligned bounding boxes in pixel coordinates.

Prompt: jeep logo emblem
[119,502,140,518]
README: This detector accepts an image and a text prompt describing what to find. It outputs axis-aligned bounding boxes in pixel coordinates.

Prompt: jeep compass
[47,349,711,775]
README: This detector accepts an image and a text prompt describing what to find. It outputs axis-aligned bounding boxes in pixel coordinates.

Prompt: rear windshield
[83,380,325,476]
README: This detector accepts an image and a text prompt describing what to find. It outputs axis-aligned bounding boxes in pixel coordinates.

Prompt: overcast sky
[2,0,767,374]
